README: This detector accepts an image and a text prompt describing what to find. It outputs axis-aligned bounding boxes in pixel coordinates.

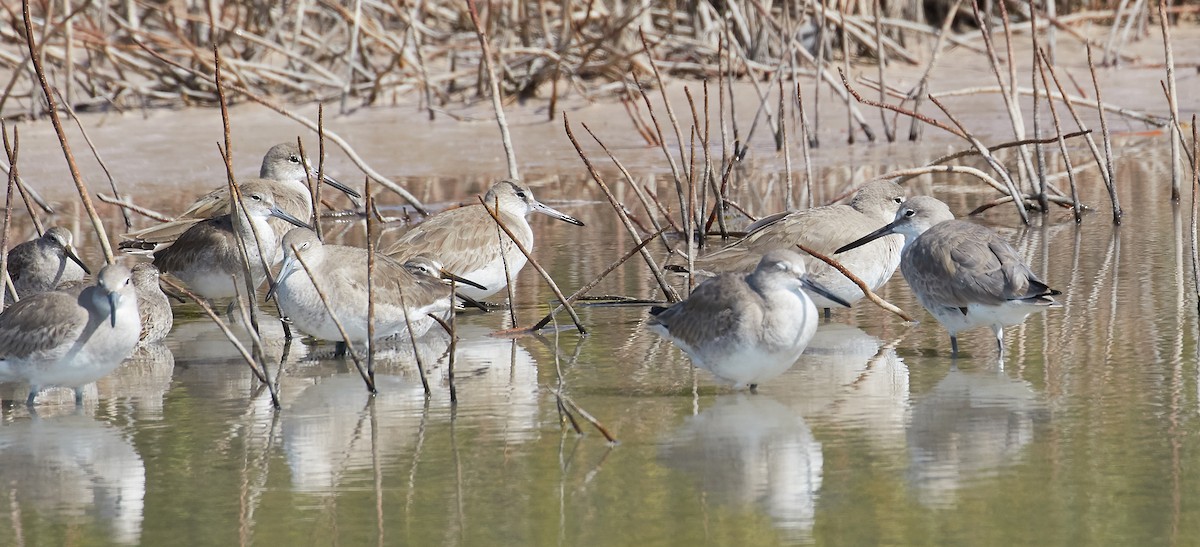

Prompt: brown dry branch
[928,95,1029,224]
[839,67,964,139]
[21,0,113,264]
[477,195,586,335]
[1,124,15,308]
[1037,49,1115,208]
[1159,0,1182,201]
[1036,56,1083,222]
[96,194,171,222]
[569,116,679,301]
[289,244,377,394]
[930,86,1165,127]
[467,0,519,181]
[907,0,962,141]
[531,228,668,331]
[57,89,132,230]
[162,277,279,408]
[797,243,912,322]
[1087,44,1122,223]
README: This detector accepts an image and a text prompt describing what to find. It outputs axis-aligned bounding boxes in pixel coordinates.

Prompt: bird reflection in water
[0,412,145,545]
[906,366,1046,508]
[660,395,822,543]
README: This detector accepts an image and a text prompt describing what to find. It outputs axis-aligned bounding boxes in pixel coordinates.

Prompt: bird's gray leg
[25,386,39,407]
[992,325,1005,362]
[74,387,85,406]
[823,308,831,320]
[334,341,348,358]
[950,336,959,357]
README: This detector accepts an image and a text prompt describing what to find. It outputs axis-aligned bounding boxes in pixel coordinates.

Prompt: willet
[0,264,141,405]
[122,142,359,244]
[836,196,1061,358]
[269,228,486,348]
[382,180,583,300]
[56,263,173,345]
[6,226,91,299]
[694,181,906,314]
[647,249,850,391]
[152,187,308,300]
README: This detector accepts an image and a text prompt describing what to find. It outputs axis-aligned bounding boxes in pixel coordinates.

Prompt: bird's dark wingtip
[648,305,668,316]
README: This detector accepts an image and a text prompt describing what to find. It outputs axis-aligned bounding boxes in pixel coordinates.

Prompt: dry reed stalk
[296,137,322,242]
[779,80,795,209]
[873,0,893,142]
[1037,49,1115,211]
[0,123,42,240]
[289,245,377,394]
[1190,116,1199,315]
[57,89,132,230]
[22,0,114,264]
[477,195,586,334]
[568,116,680,301]
[1,126,15,308]
[96,194,171,222]
[840,0,855,144]
[466,0,520,180]
[907,0,961,141]
[1036,57,1082,222]
[972,0,1037,193]
[215,46,276,361]
[795,83,815,208]
[799,243,912,321]
[839,67,964,138]
[1087,44,1122,223]
[365,176,377,382]
[636,84,689,237]
[132,39,429,214]
[531,228,667,331]
[161,276,280,408]
[643,29,691,183]
[928,95,1029,223]
[1030,3,1049,213]
[585,124,675,249]
[494,195,519,328]
[396,290,431,397]
[1158,0,1181,201]
[447,278,458,403]
[930,85,1164,126]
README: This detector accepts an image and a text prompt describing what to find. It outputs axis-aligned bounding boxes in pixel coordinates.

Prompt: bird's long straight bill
[265,255,300,302]
[65,246,91,275]
[441,270,488,291]
[270,206,313,230]
[834,221,900,255]
[802,277,853,308]
[533,201,584,226]
[321,173,362,200]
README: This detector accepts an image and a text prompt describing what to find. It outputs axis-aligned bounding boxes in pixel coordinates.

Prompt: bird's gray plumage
[6,226,89,299]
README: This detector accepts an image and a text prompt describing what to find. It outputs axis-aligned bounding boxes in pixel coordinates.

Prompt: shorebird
[647,250,849,391]
[0,264,141,405]
[836,196,1061,358]
[269,228,485,350]
[56,263,173,345]
[122,142,359,245]
[382,179,584,300]
[152,187,309,301]
[6,226,91,299]
[131,264,173,345]
[694,181,906,315]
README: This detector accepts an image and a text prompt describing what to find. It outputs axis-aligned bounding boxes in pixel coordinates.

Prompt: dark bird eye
[905,209,916,217]
[251,194,263,201]
[893,197,903,203]
[516,191,527,199]
[289,155,301,163]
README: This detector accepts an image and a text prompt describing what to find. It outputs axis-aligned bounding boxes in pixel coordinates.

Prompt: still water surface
[2,132,1198,546]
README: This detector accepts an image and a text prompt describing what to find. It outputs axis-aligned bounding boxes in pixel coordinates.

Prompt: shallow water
[4,103,1200,547]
